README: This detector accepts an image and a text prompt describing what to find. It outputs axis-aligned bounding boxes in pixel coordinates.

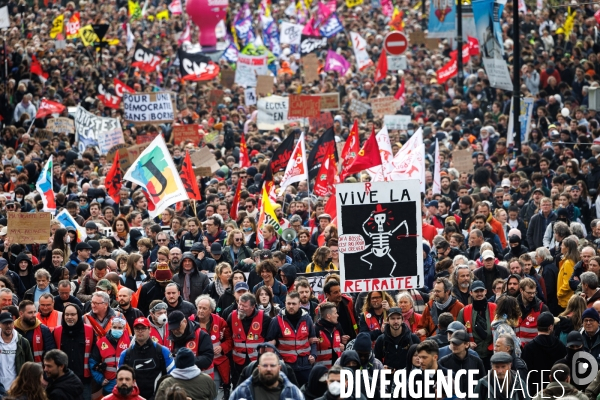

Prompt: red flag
[230,177,243,220]
[467,36,480,56]
[30,55,49,83]
[436,57,458,84]
[239,132,251,168]
[36,99,66,119]
[179,151,202,201]
[324,194,337,221]
[374,53,388,82]
[450,45,470,64]
[343,128,382,176]
[313,142,338,197]
[394,78,405,102]
[114,78,135,97]
[141,189,156,212]
[105,151,122,202]
[340,120,360,180]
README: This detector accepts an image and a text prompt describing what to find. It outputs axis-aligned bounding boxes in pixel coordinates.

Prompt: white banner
[280,21,303,45]
[383,115,411,130]
[74,106,124,154]
[257,96,291,130]
[235,54,268,87]
[123,92,175,124]
[366,126,394,182]
[0,6,9,29]
[244,87,257,106]
[482,57,513,91]
[387,55,407,71]
[350,32,374,71]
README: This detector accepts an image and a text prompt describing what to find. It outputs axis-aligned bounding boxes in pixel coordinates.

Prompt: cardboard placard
[208,89,224,106]
[173,124,202,145]
[220,69,235,88]
[309,112,334,132]
[107,142,151,171]
[46,117,75,134]
[452,149,474,175]
[370,97,398,116]
[288,95,321,118]
[256,75,273,97]
[7,212,51,244]
[411,31,438,50]
[136,133,158,144]
[317,93,341,111]
[190,147,220,176]
[302,53,320,83]
[349,99,371,115]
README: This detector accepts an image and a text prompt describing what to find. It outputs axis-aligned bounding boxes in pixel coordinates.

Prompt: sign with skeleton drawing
[336,180,423,293]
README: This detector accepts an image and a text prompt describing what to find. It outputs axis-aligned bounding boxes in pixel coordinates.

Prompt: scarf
[215,278,225,297]
[258,303,272,315]
[183,269,193,301]
[434,295,453,310]
[116,231,128,239]
[402,308,414,323]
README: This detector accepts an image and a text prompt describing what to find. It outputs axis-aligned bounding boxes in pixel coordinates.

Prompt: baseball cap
[133,317,150,328]
[470,281,485,291]
[426,200,438,208]
[210,242,223,255]
[537,312,555,329]
[387,307,402,317]
[450,330,469,345]
[566,331,584,347]
[482,250,495,260]
[0,257,8,271]
[167,311,185,329]
[446,321,466,333]
[501,179,511,187]
[235,282,250,292]
[0,312,13,324]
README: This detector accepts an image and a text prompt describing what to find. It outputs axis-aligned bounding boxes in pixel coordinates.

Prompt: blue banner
[472,0,505,58]
[319,13,344,38]
[427,0,456,38]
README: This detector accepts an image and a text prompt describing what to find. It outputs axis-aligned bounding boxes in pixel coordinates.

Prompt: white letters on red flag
[340,120,360,181]
[450,45,470,65]
[436,57,457,84]
[168,0,182,14]
[114,78,135,97]
[366,126,394,182]
[313,141,338,197]
[468,36,480,56]
[36,99,65,119]
[97,84,121,109]
[278,133,309,195]
[65,12,80,39]
[390,128,425,188]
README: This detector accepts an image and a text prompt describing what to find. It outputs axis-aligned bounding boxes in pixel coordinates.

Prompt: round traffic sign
[384,31,408,56]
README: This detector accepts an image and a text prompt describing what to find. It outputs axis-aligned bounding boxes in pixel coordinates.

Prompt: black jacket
[179,230,204,253]
[439,352,486,394]
[168,319,214,371]
[172,253,210,304]
[216,287,236,316]
[473,264,510,299]
[164,295,197,318]
[373,323,420,370]
[115,305,144,332]
[4,268,26,299]
[521,334,567,395]
[539,259,559,315]
[46,368,84,400]
[136,279,167,317]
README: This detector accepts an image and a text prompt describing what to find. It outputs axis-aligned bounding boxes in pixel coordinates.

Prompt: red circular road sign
[384,31,408,56]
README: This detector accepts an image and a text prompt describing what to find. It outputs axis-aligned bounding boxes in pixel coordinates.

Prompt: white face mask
[10,177,16,183]
[328,382,341,396]
[157,314,167,325]
[65,236,71,244]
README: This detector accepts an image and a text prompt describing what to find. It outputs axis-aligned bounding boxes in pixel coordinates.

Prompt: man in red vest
[90,316,132,397]
[266,291,317,386]
[457,280,495,369]
[13,299,56,363]
[37,293,62,333]
[85,292,128,338]
[227,289,272,385]
[148,300,170,346]
[167,310,214,375]
[515,277,549,348]
[196,295,233,398]
[314,301,345,369]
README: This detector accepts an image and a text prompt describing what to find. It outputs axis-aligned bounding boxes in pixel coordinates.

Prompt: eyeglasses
[91,301,106,306]
[234,238,243,242]
[157,239,167,242]
[245,205,254,209]
[205,223,214,227]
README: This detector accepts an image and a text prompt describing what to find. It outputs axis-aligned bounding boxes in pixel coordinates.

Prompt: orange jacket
[486,214,507,249]
[417,298,464,339]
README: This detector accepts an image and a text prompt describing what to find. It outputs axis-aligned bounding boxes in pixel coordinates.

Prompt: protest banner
[136,133,159,144]
[387,55,407,71]
[190,147,220,176]
[235,54,268,87]
[245,88,257,106]
[383,115,411,130]
[309,112,334,132]
[208,89,224,105]
[316,92,340,111]
[336,180,423,292]
[452,149,474,175]
[300,35,328,56]
[280,21,303,45]
[256,75,273,96]
[123,92,175,124]
[349,99,371,115]
[302,53,320,83]
[46,117,75,134]
[7,212,51,244]
[220,69,235,88]
[106,145,130,170]
[257,96,292,130]
[74,106,124,154]
[370,97,398,116]
[288,95,321,118]
[173,124,202,145]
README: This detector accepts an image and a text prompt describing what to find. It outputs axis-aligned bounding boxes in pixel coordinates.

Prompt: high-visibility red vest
[31,325,45,363]
[364,312,382,331]
[276,314,311,363]
[37,311,62,333]
[462,303,496,351]
[85,312,129,338]
[515,302,544,346]
[54,324,94,378]
[97,334,132,380]
[200,314,227,363]
[168,327,214,378]
[231,310,265,365]
[316,328,341,368]
[150,323,172,348]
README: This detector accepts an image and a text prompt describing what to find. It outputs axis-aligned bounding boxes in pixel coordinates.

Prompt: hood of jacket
[542,381,581,398]
[532,333,563,349]
[279,263,297,289]
[109,383,141,399]
[304,364,329,399]
[178,252,199,277]
[60,302,84,334]
[14,316,41,332]
[14,253,33,272]
[339,350,361,369]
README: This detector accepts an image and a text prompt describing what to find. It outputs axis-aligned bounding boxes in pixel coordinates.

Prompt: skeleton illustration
[360,204,409,277]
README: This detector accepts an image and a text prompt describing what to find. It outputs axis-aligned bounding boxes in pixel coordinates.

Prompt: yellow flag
[258,187,282,235]
[79,24,97,46]
[50,15,64,39]
[563,7,576,38]
[345,0,363,8]
[156,10,169,20]
[129,0,142,20]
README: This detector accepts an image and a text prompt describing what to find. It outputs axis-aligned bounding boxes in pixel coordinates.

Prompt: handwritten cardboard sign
[317,93,340,111]
[220,69,235,88]
[8,212,51,244]
[411,31,438,50]
[173,124,202,145]
[288,95,321,118]
[309,112,334,132]
[349,99,371,115]
[190,147,220,176]
[106,142,151,171]
[46,117,75,134]
[208,89,224,106]
[302,53,320,83]
[452,149,474,175]
[370,97,398,116]
[256,75,273,97]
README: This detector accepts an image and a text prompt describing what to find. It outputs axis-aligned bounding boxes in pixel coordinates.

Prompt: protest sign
[8,212,51,244]
[190,147,220,176]
[75,106,124,154]
[235,54,268,87]
[410,31,438,50]
[245,88,257,106]
[256,75,273,96]
[208,89,224,105]
[257,96,291,130]
[280,21,303,45]
[106,145,130,170]
[316,93,340,111]
[370,97,398,116]
[300,35,328,56]
[383,115,411,130]
[123,92,175,124]
[136,133,159,144]
[387,55,407,71]
[46,117,75,134]
[452,149,474,175]
[349,99,371,115]
[309,112,334,132]
[336,180,423,292]
[220,69,235,88]
[302,53,320,83]
[173,124,202,145]
[288,95,321,118]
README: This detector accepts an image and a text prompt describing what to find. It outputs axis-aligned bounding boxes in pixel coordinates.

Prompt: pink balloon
[186,0,228,47]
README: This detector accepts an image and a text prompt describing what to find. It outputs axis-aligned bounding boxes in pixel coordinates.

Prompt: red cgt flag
[343,127,382,176]
[239,132,251,168]
[374,53,388,82]
[230,177,243,220]
[313,141,338,197]
[30,55,49,83]
[340,120,360,181]
[179,151,202,201]
[36,99,65,119]
[105,151,122,202]
[114,78,135,97]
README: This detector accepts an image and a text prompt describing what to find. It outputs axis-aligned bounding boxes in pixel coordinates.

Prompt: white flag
[168,0,182,15]
[390,128,425,189]
[350,32,373,71]
[432,139,441,194]
[126,23,134,51]
[366,125,394,182]
[0,6,9,29]
[278,133,309,196]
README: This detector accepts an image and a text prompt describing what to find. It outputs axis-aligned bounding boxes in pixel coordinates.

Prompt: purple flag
[324,50,350,75]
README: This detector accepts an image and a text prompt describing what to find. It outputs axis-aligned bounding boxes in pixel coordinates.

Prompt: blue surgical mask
[243,227,252,232]
[97,198,104,204]
[111,329,124,339]
[503,201,511,208]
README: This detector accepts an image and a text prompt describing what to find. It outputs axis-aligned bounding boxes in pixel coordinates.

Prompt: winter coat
[474,264,510,299]
[136,279,167,317]
[439,352,486,394]
[164,295,197,318]
[539,259,559,315]
[100,384,144,400]
[222,245,254,270]
[46,368,84,400]
[476,371,531,400]
[172,254,210,304]
[155,367,217,400]
[558,258,576,308]
[167,320,214,371]
[417,297,464,337]
[252,279,288,307]
[527,210,557,250]
[230,369,304,400]
[521,334,567,395]
[373,323,420,370]
[216,287,236,316]
[532,381,587,400]
[23,283,58,301]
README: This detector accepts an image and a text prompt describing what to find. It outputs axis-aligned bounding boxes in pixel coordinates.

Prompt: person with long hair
[215,270,246,316]
[358,291,396,342]
[491,295,522,356]
[261,224,278,250]
[203,262,232,303]
[121,253,146,291]
[555,295,586,346]
[558,237,580,312]
[396,291,422,333]
[255,285,281,317]
[7,362,48,400]
[305,246,337,272]
[240,216,258,245]
[111,216,130,249]
[222,229,254,270]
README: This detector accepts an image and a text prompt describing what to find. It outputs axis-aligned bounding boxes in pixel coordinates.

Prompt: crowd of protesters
[3,0,600,398]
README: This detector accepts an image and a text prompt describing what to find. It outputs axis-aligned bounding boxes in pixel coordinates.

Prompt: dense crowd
[3,0,600,398]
